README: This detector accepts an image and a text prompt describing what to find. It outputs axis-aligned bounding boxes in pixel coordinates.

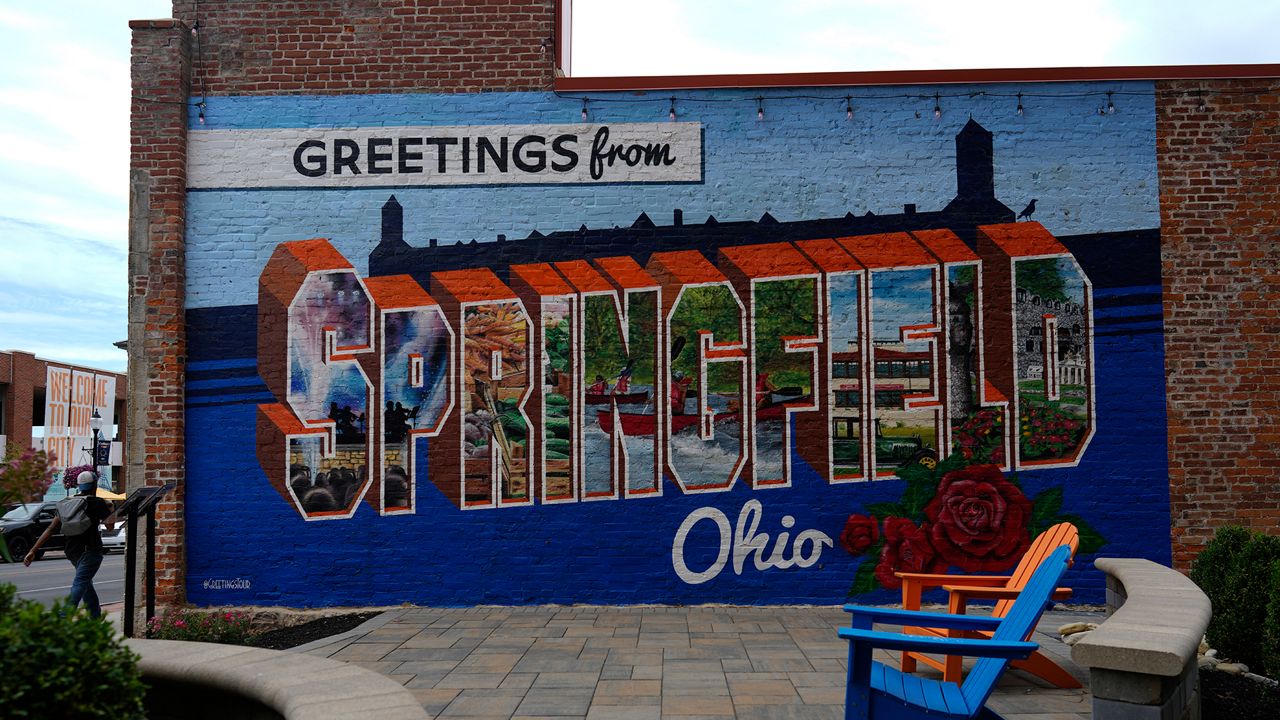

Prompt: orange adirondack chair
[897,522,1081,688]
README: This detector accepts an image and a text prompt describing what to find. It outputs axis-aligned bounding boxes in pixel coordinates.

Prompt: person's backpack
[56,497,94,537]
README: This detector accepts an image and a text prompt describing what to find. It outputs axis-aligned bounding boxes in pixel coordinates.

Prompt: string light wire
[130,86,1272,119]
[550,86,1271,115]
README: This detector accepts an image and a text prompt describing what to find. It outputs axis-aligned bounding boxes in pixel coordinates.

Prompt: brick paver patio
[296,606,1098,720]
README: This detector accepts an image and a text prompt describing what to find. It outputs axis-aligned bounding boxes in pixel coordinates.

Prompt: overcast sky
[0,1,1277,373]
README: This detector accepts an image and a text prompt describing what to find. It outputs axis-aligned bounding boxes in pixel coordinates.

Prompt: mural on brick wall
[183,86,1166,606]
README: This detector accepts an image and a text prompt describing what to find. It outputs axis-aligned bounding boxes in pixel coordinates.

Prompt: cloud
[0,8,46,31]
[572,0,1128,75]
[0,340,127,372]
[571,0,1278,75]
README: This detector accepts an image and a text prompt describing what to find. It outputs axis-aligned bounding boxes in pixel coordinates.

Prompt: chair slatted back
[992,522,1079,618]
[961,544,1072,711]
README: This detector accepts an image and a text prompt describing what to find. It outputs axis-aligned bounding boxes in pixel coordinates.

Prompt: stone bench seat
[126,638,429,720]
[1070,558,1211,719]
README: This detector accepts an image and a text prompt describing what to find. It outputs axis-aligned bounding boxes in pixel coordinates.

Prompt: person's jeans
[68,550,104,618]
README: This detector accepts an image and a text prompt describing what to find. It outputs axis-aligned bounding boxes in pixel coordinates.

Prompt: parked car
[0,501,65,561]
[100,524,126,554]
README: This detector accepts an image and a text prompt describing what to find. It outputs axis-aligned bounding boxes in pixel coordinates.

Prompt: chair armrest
[842,605,1004,632]
[894,572,1011,589]
[837,627,1038,659]
[943,585,1074,602]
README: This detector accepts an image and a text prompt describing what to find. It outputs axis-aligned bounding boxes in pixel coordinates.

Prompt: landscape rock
[1062,630,1091,646]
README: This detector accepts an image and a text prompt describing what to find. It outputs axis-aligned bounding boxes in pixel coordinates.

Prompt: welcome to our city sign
[187,123,703,189]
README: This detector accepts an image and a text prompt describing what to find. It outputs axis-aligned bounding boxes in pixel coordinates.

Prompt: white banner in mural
[188,123,704,188]
[43,367,115,471]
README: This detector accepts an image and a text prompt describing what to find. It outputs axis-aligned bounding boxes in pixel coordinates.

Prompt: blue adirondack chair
[839,544,1072,720]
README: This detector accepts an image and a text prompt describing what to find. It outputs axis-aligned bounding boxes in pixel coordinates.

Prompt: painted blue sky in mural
[869,271,934,341]
[829,278,860,351]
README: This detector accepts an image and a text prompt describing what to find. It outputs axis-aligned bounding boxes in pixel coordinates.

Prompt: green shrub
[147,608,254,645]
[1263,561,1280,680]
[1190,525,1250,603]
[1191,525,1280,672]
[0,583,146,719]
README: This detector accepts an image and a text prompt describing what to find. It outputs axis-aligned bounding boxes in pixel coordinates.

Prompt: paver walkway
[296,606,1099,720]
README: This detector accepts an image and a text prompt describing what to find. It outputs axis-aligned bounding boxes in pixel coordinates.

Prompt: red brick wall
[1158,78,1280,570]
[129,19,191,610]
[171,0,557,95]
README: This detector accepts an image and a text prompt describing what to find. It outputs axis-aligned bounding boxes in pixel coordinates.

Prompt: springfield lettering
[189,123,702,189]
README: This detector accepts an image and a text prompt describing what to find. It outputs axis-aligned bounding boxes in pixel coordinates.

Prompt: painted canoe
[584,391,650,405]
[596,410,703,436]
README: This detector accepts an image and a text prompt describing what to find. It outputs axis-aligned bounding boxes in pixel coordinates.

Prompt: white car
[100,524,126,554]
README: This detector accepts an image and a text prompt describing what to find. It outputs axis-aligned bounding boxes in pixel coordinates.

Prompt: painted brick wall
[170,0,556,95]
[1158,78,1280,570]
[175,85,1171,608]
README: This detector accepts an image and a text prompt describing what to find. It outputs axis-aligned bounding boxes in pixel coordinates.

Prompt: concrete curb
[127,638,428,720]
[288,608,405,655]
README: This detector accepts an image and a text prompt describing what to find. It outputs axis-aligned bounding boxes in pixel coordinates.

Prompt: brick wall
[128,19,191,611]
[1158,78,1280,569]
[171,0,557,95]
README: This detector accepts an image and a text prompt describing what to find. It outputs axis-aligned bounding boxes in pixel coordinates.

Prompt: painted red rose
[874,517,942,589]
[839,514,879,556]
[924,464,1032,572]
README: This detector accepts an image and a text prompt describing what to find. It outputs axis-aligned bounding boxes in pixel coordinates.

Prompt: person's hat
[76,470,97,494]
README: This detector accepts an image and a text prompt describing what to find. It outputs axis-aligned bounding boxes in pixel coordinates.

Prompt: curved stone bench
[126,638,429,720]
[1070,558,1211,720]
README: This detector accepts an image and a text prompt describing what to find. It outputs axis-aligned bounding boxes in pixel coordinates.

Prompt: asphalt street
[1,551,126,607]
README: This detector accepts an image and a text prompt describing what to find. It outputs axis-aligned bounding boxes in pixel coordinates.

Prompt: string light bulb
[933,92,941,119]
[1197,90,1206,111]
[756,96,764,121]
[1016,92,1024,116]
[197,102,205,125]
[845,96,853,120]
[669,97,677,122]
[581,98,588,122]
[1106,91,1115,114]
[191,20,199,37]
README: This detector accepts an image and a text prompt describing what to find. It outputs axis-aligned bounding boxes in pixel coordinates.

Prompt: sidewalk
[293,606,1097,720]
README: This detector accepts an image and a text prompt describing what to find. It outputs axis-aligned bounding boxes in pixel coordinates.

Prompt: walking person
[24,471,117,618]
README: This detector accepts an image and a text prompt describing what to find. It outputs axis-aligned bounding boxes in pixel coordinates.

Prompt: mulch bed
[1201,669,1280,720]
[249,611,383,650]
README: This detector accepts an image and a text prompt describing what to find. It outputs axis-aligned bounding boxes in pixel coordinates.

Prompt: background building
[0,349,127,487]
